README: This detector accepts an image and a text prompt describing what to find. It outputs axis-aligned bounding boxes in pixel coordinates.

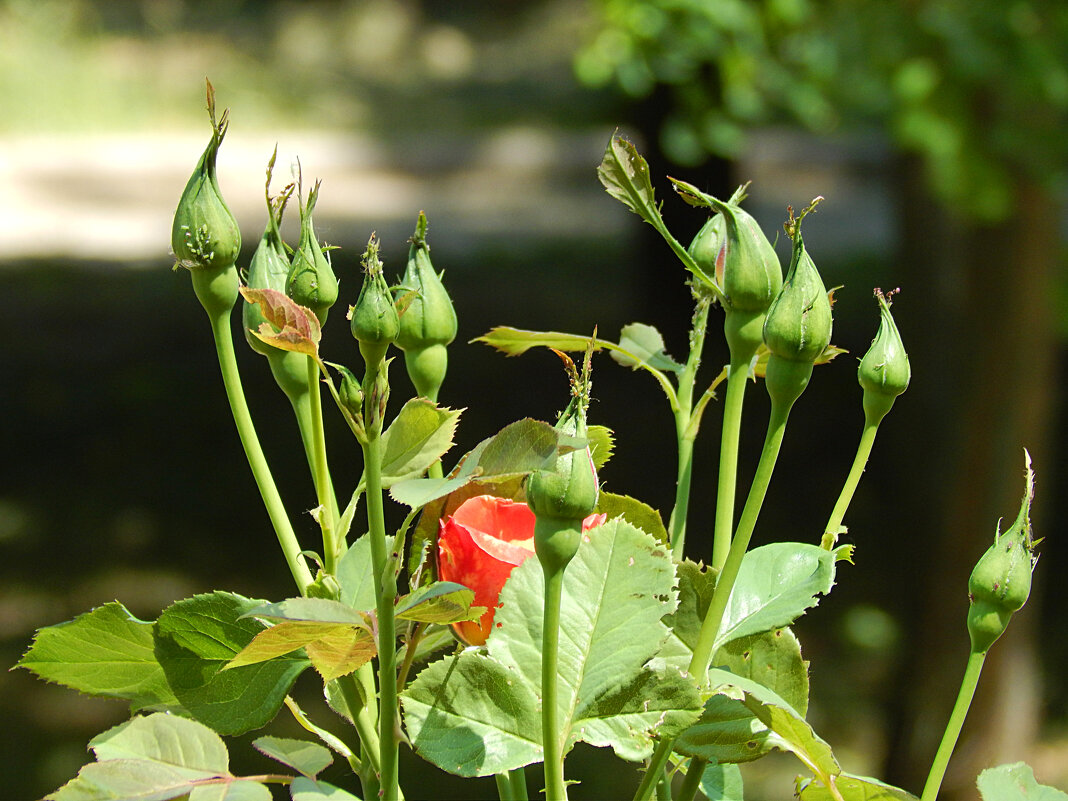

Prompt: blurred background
[1,1,1066,798]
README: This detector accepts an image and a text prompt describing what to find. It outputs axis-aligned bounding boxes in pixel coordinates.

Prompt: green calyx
[349,234,400,370]
[396,212,458,398]
[171,81,241,276]
[244,151,296,356]
[858,289,911,423]
[967,452,1038,654]
[763,202,832,364]
[528,349,599,572]
[287,179,339,325]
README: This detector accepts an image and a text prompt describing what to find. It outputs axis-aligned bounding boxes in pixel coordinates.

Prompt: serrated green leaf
[154,592,309,736]
[715,628,809,716]
[47,713,249,801]
[976,763,1068,801]
[337,534,394,612]
[596,491,669,544]
[291,777,363,800]
[305,629,377,681]
[586,425,615,471]
[379,399,462,484]
[16,602,179,713]
[701,762,744,801]
[252,736,332,779]
[401,652,543,777]
[471,327,600,357]
[403,520,701,777]
[223,622,363,670]
[611,323,684,373]
[715,543,841,652]
[797,773,919,800]
[394,582,484,624]
[189,782,272,801]
[390,419,569,509]
[245,598,370,626]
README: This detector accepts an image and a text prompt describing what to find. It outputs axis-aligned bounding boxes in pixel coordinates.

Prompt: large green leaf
[379,399,462,485]
[977,763,1068,801]
[402,519,702,777]
[252,736,332,779]
[154,592,309,736]
[16,602,179,713]
[47,713,271,801]
[797,773,919,800]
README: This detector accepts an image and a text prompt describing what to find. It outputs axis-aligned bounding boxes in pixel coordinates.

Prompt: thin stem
[508,767,529,800]
[668,296,710,555]
[632,742,674,801]
[496,773,517,801]
[335,674,381,776]
[655,769,673,801]
[712,355,753,570]
[689,399,792,681]
[675,758,706,801]
[821,418,880,549]
[206,312,313,592]
[396,622,427,693]
[308,356,339,572]
[362,429,400,801]
[541,567,567,801]
[920,650,987,801]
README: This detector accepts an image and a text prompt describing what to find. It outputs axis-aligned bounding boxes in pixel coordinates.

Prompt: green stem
[206,311,313,592]
[675,758,706,801]
[920,650,987,801]
[632,741,674,801]
[336,674,381,777]
[821,418,880,549]
[508,767,529,800]
[712,355,753,570]
[308,356,339,572]
[689,398,792,680]
[668,297,710,555]
[541,567,567,801]
[655,769,673,801]
[496,773,516,801]
[362,429,400,801]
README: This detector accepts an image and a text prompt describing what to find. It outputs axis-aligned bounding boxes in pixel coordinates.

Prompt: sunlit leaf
[611,323,683,373]
[797,773,919,800]
[305,628,377,681]
[380,400,462,484]
[586,425,615,471]
[394,582,484,625]
[223,622,361,670]
[240,286,321,357]
[252,736,332,779]
[596,491,668,544]
[976,763,1068,801]
[290,777,363,800]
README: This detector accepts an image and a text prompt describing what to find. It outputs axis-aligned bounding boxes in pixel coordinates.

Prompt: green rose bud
[244,151,295,356]
[396,212,458,400]
[286,180,339,325]
[858,288,910,424]
[349,234,400,371]
[528,351,600,574]
[171,81,241,318]
[967,453,1038,654]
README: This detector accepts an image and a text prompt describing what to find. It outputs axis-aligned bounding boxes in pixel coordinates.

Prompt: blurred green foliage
[576,0,1068,220]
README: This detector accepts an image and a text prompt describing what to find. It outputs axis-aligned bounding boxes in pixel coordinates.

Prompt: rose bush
[437,494,605,645]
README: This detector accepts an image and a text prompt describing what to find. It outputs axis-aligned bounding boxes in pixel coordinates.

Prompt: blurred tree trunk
[886,158,1058,798]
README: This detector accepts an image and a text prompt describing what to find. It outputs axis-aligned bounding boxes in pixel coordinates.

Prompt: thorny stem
[920,650,987,801]
[821,418,880,549]
[203,306,313,592]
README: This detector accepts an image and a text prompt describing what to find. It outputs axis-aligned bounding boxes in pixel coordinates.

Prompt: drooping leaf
[976,763,1068,801]
[337,534,394,612]
[290,778,363,800]
[244,598,371,626]
[154,592,309,735]
[240,286,321,357]
[46,713,271,801]
[394,582,485,624]
[701,762,744,801]
[797,773,919,801]
[252,736,332,779]
[223,622,365,670]
[305,628,377,681]
[674,693,773,764]
[586,424,615,471]
[16,602,179,713]
[379,399,462,484]
[611,323,684,373]
[596,491,669,545]
[402,520,702,777]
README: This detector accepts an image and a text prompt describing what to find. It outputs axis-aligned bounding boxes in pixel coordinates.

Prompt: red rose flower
[437,494,606,645]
